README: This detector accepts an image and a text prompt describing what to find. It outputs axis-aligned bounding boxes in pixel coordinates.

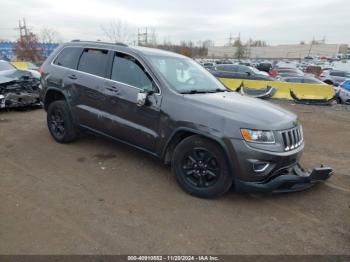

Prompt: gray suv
[40,41,332,198]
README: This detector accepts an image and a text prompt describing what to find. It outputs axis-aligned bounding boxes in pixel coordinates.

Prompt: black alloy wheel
[172,135,233,198]
[181,148,220,188]
[49,108,66,139]
[47,100,78,143]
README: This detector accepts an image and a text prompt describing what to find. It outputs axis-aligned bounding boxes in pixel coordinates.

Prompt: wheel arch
[43,88,68,111]
[162,128,234,174]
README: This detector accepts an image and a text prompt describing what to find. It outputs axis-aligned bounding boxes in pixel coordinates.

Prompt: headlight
[241,129,275,144]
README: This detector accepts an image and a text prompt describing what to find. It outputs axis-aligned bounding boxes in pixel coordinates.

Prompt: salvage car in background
[320,70,350,86]
[0,60,16,71]
[211,64,273,81]
[0,63,41,109]
[336,80,350,104]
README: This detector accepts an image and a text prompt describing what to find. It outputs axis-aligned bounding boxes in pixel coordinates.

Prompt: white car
[336,80,350,104]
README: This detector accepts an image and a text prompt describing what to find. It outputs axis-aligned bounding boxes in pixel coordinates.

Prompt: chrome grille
[281,126,303,151]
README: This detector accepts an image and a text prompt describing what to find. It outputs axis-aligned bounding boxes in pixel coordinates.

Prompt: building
[0,41,60,61]
[208,43,349,59]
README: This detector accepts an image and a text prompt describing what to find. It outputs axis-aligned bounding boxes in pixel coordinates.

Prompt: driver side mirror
[136,89,155,107]
[137,92,148,107]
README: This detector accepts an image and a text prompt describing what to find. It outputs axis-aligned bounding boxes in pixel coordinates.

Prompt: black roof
[65,40,183,58]
[70,40,128,47]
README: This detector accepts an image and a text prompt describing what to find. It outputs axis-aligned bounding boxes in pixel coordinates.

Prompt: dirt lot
[0,102,349,255]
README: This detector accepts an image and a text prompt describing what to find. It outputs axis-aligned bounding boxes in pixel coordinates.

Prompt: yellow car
[11,61,39,71]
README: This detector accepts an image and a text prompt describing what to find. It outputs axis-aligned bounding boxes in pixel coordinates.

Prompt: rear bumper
[235,164,333,193]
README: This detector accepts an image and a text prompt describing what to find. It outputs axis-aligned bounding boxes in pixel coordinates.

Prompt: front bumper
[235,164,333,193]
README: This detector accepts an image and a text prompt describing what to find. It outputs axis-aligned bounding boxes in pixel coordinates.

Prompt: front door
[102,51,162,152]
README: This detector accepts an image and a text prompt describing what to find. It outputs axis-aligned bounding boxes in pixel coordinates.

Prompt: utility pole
[227,33,233,46]
[307,37,314,57]
[15,18,29,39]
[227,32,240,47]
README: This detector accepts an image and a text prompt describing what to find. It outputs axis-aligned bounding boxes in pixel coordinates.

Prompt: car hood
[0,69,39,84]
[183,91,297,130]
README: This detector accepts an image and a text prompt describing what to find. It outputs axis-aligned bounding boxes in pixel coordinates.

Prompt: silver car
[320,70,350,86]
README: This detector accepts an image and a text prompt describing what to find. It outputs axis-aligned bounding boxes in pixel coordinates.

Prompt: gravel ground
[0,102,349,255]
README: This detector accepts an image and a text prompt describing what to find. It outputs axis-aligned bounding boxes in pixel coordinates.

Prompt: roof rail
[70,40,128,47]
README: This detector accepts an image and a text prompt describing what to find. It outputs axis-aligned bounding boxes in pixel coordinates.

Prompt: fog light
[253,162,270,172]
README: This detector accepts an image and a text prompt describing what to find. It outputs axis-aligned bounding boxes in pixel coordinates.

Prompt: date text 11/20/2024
[127,255,219,261]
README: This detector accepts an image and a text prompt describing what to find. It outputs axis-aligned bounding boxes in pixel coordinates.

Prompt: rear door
[49,47,83,92]
[237,65,256,79]
[72,48,111,131]
[101,51,162,152]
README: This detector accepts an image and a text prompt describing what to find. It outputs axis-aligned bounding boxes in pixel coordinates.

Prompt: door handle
[106,87,120,94]
[68,74,77,80]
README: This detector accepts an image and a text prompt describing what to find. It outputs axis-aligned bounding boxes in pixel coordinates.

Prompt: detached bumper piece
[238,85,277,99]
[235,164,333,193]
[290,90,335,106]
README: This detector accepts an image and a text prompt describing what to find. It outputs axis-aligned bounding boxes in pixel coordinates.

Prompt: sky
[0,0,349,46]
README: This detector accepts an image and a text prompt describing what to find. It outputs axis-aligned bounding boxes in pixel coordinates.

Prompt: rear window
[53,47,82,69]
[77,49,109,77]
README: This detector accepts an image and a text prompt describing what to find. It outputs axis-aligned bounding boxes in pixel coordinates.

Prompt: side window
[330,71,344,77]
[237,66,250,73]
[303,78,317,84]
[222,65,235,72]
[53,47,82,69]
[288,78,302,83]
[77,49,109,77]
[217,65,232,71]
[230,65,238,72]
[111,52,154,91]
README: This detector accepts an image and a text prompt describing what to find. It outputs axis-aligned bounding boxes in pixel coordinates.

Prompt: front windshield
[146,55,227,94]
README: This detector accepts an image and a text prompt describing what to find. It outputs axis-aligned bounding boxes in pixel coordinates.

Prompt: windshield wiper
[180,90,208,94]
[180,88,227,94]
[206,88,227,93]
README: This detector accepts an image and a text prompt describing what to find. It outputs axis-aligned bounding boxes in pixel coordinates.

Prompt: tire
[47,100,78,143]
[172,135,233,198]
[336,96,342,104]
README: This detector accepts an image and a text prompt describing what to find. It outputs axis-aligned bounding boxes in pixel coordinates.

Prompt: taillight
[269,69,278,78]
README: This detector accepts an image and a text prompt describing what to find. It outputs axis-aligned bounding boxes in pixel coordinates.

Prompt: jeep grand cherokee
[40,41,332,198]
